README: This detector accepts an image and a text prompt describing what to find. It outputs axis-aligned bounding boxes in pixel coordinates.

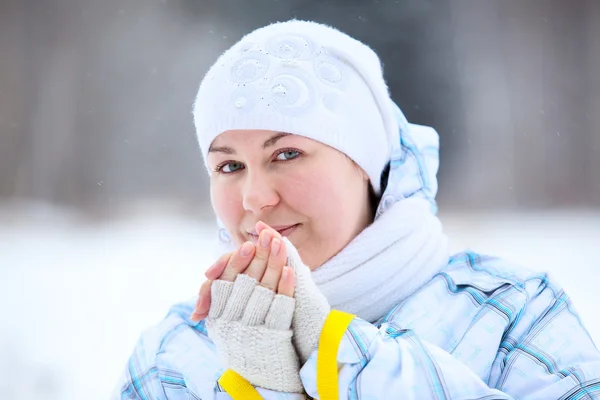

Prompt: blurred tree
[1,0,598,215]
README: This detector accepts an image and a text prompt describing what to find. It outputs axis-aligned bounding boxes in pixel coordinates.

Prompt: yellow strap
[317,310,355,400]
[218,369,263,400]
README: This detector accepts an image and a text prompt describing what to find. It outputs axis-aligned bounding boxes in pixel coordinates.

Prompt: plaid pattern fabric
[114,252,600,399]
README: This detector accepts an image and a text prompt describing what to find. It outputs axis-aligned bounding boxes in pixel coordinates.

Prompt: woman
[114,20,600,399]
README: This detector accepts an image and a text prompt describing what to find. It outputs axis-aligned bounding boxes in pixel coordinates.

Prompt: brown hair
[369,162,390,217]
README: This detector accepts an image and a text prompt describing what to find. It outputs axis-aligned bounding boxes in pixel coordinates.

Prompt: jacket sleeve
[114,360,306,400]
[299,285,600,399]
[112,330,307,400]
[112,337,191,400]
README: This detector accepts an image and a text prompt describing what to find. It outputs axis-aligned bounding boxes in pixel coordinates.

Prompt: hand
[191,222,292,321]
[214,223,330,364]
[203,223,303,393]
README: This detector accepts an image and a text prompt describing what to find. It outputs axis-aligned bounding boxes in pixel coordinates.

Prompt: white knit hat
[193,20,398,194]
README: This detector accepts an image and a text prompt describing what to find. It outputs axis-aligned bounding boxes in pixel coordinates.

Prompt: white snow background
[1,206,598,400]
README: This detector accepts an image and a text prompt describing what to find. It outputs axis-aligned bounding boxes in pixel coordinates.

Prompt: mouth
[247,224,300,242]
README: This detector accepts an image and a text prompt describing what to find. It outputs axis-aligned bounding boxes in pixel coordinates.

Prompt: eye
[216,161,244,174]
[275,149,301,161]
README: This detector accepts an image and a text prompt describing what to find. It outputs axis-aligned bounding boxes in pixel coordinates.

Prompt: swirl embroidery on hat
[266,34,315,60]
[238,41,255,53]
[228,34,335,116]
[230,86,258,113]
[322,93,340,113]
[266,69,315,116]
[230,50,270,83]
[314,54,347,89]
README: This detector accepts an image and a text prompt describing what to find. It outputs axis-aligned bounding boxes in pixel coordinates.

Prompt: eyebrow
[262,132,290,148]
[208,132,290,154]
[207,145,235,154]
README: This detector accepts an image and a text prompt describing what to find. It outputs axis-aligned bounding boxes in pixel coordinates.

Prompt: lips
[274,224,299,236]
[246,224,300,241]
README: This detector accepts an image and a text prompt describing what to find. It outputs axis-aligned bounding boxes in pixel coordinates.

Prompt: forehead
[211,129,282,146]
[208,129,336,156]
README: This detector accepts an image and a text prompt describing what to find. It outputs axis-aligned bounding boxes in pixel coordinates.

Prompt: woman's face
[208,129,373,270]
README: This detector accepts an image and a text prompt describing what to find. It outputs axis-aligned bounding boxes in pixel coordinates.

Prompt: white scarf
[312,197,449,323]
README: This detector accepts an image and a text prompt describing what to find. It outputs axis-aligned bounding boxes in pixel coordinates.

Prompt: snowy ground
[0,207,598,400]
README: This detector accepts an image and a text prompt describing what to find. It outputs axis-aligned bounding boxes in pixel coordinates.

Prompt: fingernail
[260,231,272,248]
[256,221,267,234]
[240,241,253,256]
[271,238,281,256]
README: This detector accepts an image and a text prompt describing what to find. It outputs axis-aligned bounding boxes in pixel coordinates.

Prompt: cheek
[278,168,326,209]
[280,167,348,221]
[301,165,366,234]
[210,181,242,227]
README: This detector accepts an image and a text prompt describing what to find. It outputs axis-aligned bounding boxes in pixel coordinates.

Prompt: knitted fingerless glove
[282,238,332,364]
[206,274,304,393]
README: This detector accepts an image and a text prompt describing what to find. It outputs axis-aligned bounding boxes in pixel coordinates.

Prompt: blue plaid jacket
[114,251,600,399]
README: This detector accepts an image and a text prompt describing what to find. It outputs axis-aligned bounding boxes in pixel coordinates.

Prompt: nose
[242,169,280,214]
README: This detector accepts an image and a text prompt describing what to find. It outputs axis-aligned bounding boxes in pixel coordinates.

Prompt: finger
[221,274,257,321]
[219,241,255,281]
[255,221,282,239]
[277,266,295,297]
[243,228,275,281]
[193,252,234,321]
[259,237,287,291]
[255,221,271,235]
[191,279,212,321]
[190,311,206,322]
[208,279,235,320]
[264,293,295,330]
[205,252,233,280]
[240,285,274,326]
